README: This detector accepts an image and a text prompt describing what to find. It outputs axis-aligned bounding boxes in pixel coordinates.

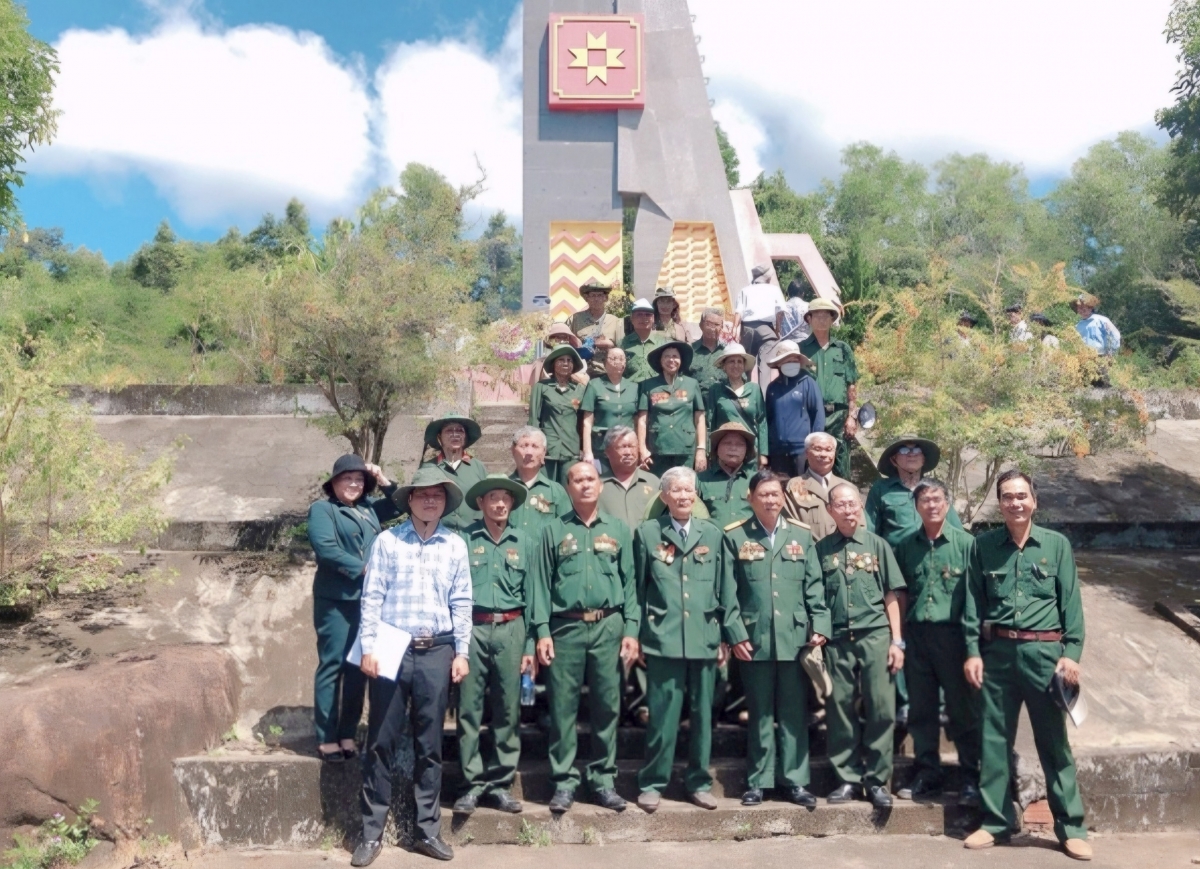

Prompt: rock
[0,644,238,841]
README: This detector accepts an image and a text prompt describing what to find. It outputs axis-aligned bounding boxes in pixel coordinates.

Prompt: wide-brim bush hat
[465,474,528,510]
[542,344,585,375]
[803,298,842,323]
[713,342,756,370]
[424,415,482,451]
[709,421,756,453]
[647,340,694,374]
[322,454,377,499]
[877,434,941,477]
[546,322,582,349]
[766,340,812,368]
[394,466,463,515]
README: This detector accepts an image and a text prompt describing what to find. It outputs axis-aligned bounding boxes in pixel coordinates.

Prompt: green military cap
[424,415,482,450]
[394,466,464,515]
[877,434,941,477]
[541,343,585,374]
[464,474,528,509]
[803,298,842,322]
[580,279,613,295]
[709,420,756,452]
[647,340,694,373]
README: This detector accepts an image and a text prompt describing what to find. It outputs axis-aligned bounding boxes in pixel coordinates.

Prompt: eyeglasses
[830,500,859,511]
[896,446,924,456]
[442,426,466,436]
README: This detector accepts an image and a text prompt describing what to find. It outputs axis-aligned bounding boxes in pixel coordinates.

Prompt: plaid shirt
[360,519,473,656]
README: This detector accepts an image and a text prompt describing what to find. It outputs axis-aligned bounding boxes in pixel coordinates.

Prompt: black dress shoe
[484,790,523,813]
[549,789,575,814]
[896,774,943,801]
[741,788,764,806]
[826,783,861,804]
[452,792,478,815]
[593,788,627,811]
[868,786,894,808]
[350,838,382,868]
[958,781,982,808]
[784,786,817,807]
[412,835,454,861]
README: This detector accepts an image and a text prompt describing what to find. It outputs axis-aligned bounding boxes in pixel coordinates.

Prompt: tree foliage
[1157,0,1200,222]
[130,221,189,292]
[0,0,59,229]
[715,122,740,188]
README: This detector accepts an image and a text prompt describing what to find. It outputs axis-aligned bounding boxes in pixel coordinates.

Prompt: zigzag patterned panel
[655,222,731,322]
[548,221,623,320]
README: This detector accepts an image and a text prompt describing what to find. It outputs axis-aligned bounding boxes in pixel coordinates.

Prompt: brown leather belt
[472,608,523,625]
[556,607,620,623]
[993,627,1063,642]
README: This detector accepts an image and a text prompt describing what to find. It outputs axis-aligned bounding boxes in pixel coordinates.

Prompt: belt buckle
[411,637,434,650]
[491,612,505,624]
[582,609,601,623]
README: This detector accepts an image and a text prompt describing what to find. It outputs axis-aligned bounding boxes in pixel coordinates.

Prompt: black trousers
[361,644,453,843]
[768,451,804,477]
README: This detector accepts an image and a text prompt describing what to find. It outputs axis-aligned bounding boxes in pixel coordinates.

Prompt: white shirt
[735,282,786,323]
[671,517,693,539]
[806,469,833,495]
[765,516,786,548]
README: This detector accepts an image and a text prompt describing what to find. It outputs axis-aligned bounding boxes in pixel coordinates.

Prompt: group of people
[309,398,1092,865]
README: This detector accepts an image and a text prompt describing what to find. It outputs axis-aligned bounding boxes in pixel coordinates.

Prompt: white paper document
[347,621,412,682]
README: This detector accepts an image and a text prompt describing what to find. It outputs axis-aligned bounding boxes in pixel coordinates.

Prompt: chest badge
[558,533,580,557]
[673,389,689,400]
[593,534,620,554]
[505,548,521,566]
[738,540,767,561]
[571,399,581,409]
[784,541,805,561]
[530,494,552,513]
[653,542,676,564]
[693,545,710,559]
[472,545,486,555]
[650,391,670,405]
[738,397,751,409]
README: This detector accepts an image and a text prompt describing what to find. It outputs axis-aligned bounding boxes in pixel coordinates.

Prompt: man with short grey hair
[783,431,849,540]
[508,425,571,533]
[690,307,728,393]
[598,426,660,530]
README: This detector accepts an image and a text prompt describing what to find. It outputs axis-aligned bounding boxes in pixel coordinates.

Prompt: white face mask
[780,362,802,377]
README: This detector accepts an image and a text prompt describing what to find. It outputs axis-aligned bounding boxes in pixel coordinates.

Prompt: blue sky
[20,0,1180,263]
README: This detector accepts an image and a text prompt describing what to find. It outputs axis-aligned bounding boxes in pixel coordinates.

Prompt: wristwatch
[891,639,907,651]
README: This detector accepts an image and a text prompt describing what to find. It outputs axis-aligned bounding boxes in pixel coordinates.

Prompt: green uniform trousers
[638,656,717,795]
[543,458,577,486]
[905,622,980,779]
[546,613,623,793]
[826,628,895,789]
[652,454,693,474]
[979,639,1087,842]
[741,660,811,789]
[824,408,854,480]
[312,597,366,744]
[457,617,526,796]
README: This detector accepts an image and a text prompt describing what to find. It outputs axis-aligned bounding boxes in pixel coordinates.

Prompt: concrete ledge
[156,517,305,551]
[71,385,340,416]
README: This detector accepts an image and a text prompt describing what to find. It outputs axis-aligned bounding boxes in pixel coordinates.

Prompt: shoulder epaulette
[786,517,811,529]
[724,518,748,532]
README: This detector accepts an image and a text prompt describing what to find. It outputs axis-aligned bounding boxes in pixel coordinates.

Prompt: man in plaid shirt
[353,467,473,866]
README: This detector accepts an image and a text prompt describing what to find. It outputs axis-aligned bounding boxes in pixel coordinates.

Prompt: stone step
[172,752,969,849]
[474,402,529,425]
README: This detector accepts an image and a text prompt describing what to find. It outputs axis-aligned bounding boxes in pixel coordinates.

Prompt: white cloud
[374,11,523,223]
[691,0,1179,187]
[31,16,374,223]
[712,99,766,184]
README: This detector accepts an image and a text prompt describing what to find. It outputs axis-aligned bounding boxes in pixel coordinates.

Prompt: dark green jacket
[689,339,726,393]
[696,464,754,527]
[816,525,906,639]
[864,477,964,548]
[705,381,767,460]
[893,525,975,625]
[723,515,828,660]
[638,373,705,457]
[798,335,858,408]
[529,378,585,461]
[307,487,400,600]
[964,524,1085,662]
[459,519,537,655]
[507,471,572,534]
[633,515,742,659]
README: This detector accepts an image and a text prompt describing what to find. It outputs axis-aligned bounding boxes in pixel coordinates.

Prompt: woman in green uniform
[529,344,586,484]
[581,346,637,466]
[635,341,707,473]
[306,454,398,763]
[705,342,768,469]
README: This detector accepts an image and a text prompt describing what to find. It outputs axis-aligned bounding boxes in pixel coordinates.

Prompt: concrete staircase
[471,402,528,474]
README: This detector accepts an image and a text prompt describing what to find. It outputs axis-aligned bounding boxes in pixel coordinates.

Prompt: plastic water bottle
[520,672,536,706]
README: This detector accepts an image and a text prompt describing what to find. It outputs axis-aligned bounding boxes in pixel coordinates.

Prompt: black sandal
[341,744,359,760]
[318,746,345,763]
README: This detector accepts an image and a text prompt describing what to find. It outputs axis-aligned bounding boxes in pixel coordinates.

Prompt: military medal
[654,542,676,564]
[650,391,670,405]
[505,548,521,566]
[784,541,804,561]
[738,397,750,409]
[571,399,581,409]
[530,494,552,513]
[694,545,710,558]
[473,545,486,555]
[673,389,688,400]
[558,533,579,557]
[593,534,620,554]
[738,540,766,561]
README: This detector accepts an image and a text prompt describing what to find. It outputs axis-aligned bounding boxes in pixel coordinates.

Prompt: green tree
[473,211,523,320]
[715,122,740,188]
[130,221,188,291]
[0,0,59,229]
[1157,0,1200,222]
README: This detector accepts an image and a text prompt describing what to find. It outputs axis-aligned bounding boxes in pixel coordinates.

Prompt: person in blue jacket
[764,340,825,476]
[307,454,399,763]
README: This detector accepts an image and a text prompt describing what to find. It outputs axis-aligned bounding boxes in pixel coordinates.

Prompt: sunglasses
[896,446,924,456]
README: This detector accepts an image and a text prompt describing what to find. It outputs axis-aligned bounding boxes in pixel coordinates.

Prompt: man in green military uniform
[508,426,572,533]
[689,307,728,394]
[620,298,666,384]
[963,470,1090,861]
[453,476,537,816]
[633,467,747,812]
[817,482,906,808]
[533,461,641,815]
[420,416,488,530]
[696,422,756,526]
[724,470,831,806]
[598,426,660,529]
[797,299,859,479]
[568,281,623,378]
[893,478,980,808]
